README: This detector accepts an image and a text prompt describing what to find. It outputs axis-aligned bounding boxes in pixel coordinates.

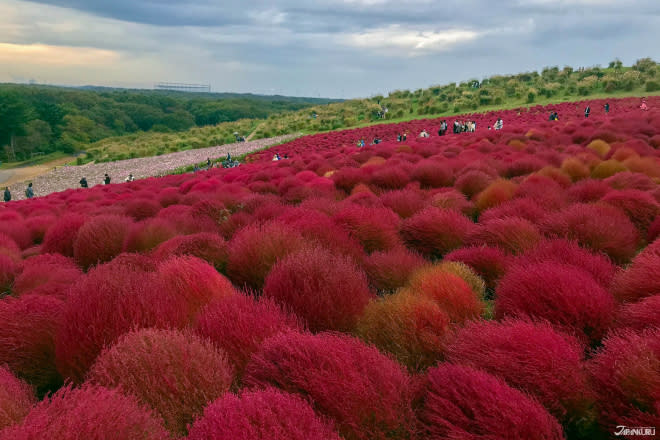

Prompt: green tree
[0,90,31,161]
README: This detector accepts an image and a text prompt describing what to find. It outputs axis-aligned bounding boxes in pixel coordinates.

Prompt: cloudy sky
[1,0,659,98]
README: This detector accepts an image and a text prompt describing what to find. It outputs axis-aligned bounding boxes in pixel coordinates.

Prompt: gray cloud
[1,0,659,97]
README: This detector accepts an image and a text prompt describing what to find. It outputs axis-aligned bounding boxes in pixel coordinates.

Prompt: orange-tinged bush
[88,328,233,435]
[187,388,341,440]
[623,156,660,178]
[194,294,301,379]
[588,329,660,434]
[263,247,371,332]
[591,159,627,179]
[0,384,170,440]
[400,207,475,258]
[474,179,518,212]
[356,290,450,371]
[586,139,611,157]
[406,266,483,323]
[430,189,476,217]
[226,221,307,290]
[73,215,134,268]
[0,366,36,430]
[561,157,591,181]
[418,364,564,440]
[444,246,509,290]
[0,294,64,394]
[244,331,415,440]
[436,260,487,299]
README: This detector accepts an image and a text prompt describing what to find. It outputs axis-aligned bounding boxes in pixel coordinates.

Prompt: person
[272,154,279,161]
[193,164,199,172]
[472,121,477,132]
[419,129,430,138]
[207,158,211,168]
[104,174,111,185]
[125,174,134,182]
[226,152,232,162]
[3,187,10,202]
[396,133,402,142]
[604,103,610,113]
[372,137,381,145]
[283,154,289,159]
[641,100,649,111]
[584,105,591,118]
[402,133,407,141]
[79,177,88,188]
[494,119,503,130]
[25,183,34,199]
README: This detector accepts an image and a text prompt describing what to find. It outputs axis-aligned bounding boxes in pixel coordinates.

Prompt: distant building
[155,83,211,93]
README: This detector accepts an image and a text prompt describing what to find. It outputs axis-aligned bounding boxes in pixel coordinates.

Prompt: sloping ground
[0,156,76,187]
[5,135,295,201]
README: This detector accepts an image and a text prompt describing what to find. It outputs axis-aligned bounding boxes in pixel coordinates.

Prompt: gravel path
[6,135,296,201]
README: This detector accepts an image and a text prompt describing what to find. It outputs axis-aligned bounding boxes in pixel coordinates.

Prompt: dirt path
[5,135,295,201]
[0,156,75,187]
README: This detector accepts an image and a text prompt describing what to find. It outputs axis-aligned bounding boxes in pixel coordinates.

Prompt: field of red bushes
[0,96,658,439]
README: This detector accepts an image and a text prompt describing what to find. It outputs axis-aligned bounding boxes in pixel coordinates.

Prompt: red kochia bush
[24,215,57,244]
[88,328,233,435]
[41,213,87,257]
[0,294,64,394]
[495,262,616,343]
[55,262,187,383]
[0,385,170,440]
[152,232,228,272]
[540,203,640,263]
[411,159,453,188]
[649,216,660,242]
[244,332,415,440]
[601,189,659,232]
[444,246,509,290]
[520,239,616,287]
[334,205,401,253]
[263,247,372,332]
[588,329,660,433]
[0,254,18,294]
[611,250,660,303]
[418,364,564,440]
[194,294,301,378]
[123,198,161,220]
[447,319,591,422]
[615,295,660,331]
[469,217,542,254]
[363,247,427,293]
[226,221,307,290]
[0,221,32,250]
[73,215,134,268]
[123,218,177,253]
[380,189,426,219]
[12,254,82,298]
[156,256,235,322]
[401,207,474,258]
[0,366,36,430]
[187,388,341,440]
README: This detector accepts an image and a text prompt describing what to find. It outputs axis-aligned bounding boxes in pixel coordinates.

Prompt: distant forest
[0,85,340,162]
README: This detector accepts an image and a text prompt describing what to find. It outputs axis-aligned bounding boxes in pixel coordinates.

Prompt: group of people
[2,183,34,202]
[272,153,289,161]
[453,120,477,133]
[549,111,560,121]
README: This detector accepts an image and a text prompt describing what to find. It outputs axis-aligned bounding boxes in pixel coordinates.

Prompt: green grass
[0,151,74,169]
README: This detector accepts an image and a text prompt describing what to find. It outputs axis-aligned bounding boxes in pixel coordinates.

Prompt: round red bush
[649,216,660,242]
[12,254,82,298]
[447,319,591,424]
[601,189,659,232]
[363,247,427,293]
[73,215,134,268]
[444,246,509,291]
[244,332,415,440]
[411,160,453,188]
[418,363,564,440]
[41,214,87,257]
[478,198,547,224]
[24,215,57,244]
[380,189,426,219]
[540,203,640,263]
[588,329,660,433]
[152,232,228,272]
[454,170,493,198]
[611,251,660,303]
[55,261,188,383]
[123,218,177,253]
[0,294,64,394]
[469,217,542,254]
[0,384,170,440]
[263,247,372,332]
[401,207,475,258]
[123,198,161,220]
[615,295,660,332]
[187,388,341,440]
[88,328,233,435]
[519,239,616,287]
[0,254,19,294]
[0,221,32,250]
[194,294,301,378]
[495,261,616,343]
[156,255,235,322]
[226,221,307,290]
[334,205,401,253]
[0,366,36,430]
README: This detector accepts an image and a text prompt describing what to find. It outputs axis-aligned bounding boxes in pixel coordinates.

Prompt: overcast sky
[1,0,659,98]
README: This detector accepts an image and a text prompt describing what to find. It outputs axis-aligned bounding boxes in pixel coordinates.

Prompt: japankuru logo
[614,426,656,437]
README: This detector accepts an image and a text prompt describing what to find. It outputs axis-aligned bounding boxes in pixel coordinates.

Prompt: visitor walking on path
[103,174,111,185]
[25,183,34,199]
[3,187,10,202]
[80,177,88,188]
